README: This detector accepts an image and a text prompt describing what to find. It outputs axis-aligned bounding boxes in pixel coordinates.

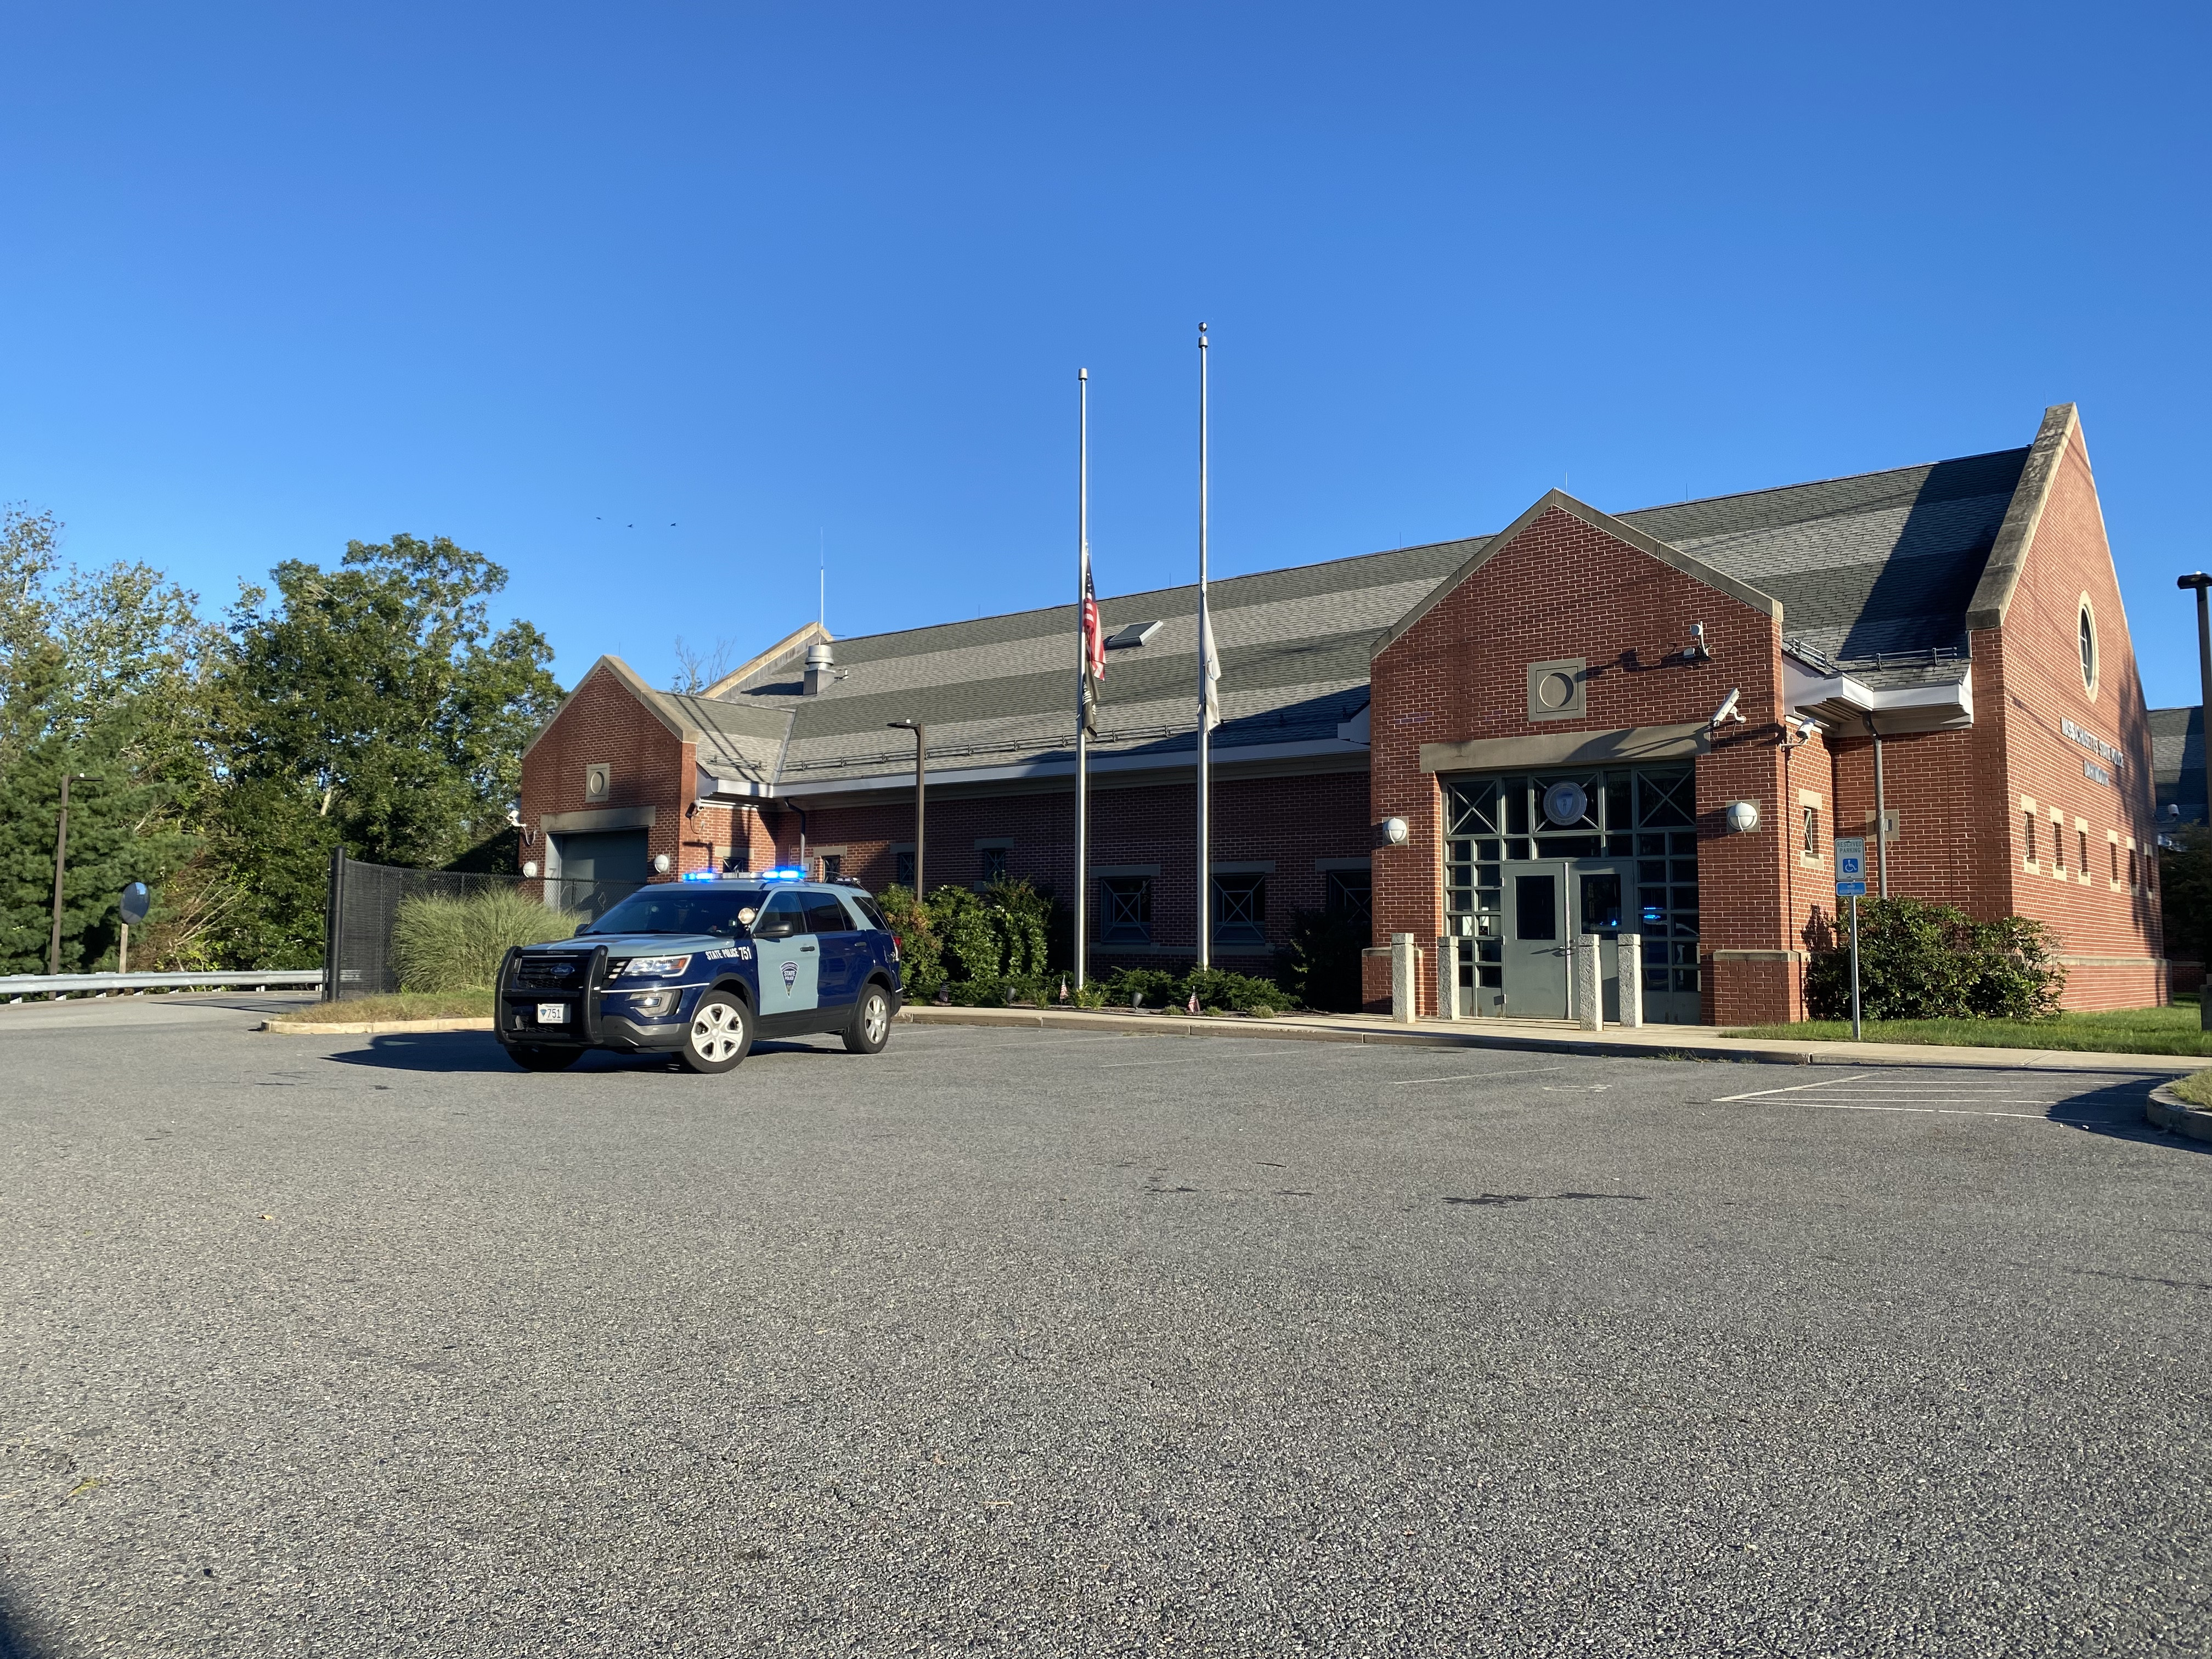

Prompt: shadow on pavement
[2046,1074,2210,1153]
[321,1031,841,1074]
[0,1590,43,1659]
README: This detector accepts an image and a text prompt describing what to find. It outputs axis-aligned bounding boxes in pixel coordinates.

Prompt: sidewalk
[896,1003,2205,1074]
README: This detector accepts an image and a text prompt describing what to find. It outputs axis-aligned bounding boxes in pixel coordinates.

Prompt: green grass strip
[1725,1003,2212,1056]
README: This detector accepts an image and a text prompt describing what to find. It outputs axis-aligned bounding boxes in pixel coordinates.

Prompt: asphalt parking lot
[2,996,2208,1657]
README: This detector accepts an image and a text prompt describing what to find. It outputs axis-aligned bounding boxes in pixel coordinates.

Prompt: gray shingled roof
[681,444,2032,789]
[2149,706,2205,823]
[714,540,1479,786]
[1620,447,2028,665]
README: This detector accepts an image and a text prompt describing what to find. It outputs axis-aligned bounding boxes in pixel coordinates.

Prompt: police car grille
[515,952,591,989]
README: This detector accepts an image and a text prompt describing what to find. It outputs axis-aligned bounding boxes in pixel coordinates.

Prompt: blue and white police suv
[494,870,904,1074]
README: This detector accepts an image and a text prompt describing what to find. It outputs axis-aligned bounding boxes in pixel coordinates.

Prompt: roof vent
[803,640,836,696]
[1104,620,1163,650]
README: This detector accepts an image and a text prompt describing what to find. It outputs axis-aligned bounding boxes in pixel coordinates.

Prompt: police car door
[803,891,861,1013]
[749,892,819,1024]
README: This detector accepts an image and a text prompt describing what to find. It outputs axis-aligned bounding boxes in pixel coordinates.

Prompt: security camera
[1709,687,1743,730]
[1686,622,1712,662]
[1784,714,1818,747]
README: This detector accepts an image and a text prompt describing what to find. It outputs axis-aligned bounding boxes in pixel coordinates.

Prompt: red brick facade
[1363,498,1808,1022]
[520,415,2165,1024]
[750,769,1372,966]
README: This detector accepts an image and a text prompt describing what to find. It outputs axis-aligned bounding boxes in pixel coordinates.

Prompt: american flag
[1080,542,1104,735]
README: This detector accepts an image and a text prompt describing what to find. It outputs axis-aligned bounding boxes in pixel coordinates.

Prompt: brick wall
[1987,426,2164,1008]
[769,768,1372,960]
[1366,502,1797,1020]
[518,663,693,888]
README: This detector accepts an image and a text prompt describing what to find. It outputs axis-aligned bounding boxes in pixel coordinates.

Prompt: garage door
[551,830,650,921]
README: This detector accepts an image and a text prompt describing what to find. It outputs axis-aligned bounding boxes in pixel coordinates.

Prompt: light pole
[888,721,926,899]
[2177,574,2212,1029]
[49,772,90,976]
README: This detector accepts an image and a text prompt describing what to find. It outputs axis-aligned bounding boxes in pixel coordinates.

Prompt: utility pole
[48,773,88,977]
[2177,573,2212,1028]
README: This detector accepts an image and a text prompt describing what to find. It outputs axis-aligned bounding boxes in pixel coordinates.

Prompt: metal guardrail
[1,970,325,1001]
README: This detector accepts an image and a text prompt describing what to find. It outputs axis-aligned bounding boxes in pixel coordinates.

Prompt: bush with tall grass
[393,887,578,991]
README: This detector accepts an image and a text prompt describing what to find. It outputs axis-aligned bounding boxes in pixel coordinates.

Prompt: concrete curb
[258,1017,494,1035]
[2146,1083,2212,1142]
[893,1004,2205,1072]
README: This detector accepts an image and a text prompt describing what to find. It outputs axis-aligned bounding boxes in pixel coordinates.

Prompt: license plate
[535,1002,568,1024]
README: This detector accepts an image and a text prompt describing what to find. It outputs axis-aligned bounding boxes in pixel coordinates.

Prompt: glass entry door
[1446,765,1700,1024]
[1500,862,1569,1019]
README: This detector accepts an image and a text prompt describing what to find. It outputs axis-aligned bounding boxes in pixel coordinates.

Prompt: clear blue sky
[4,4,2207,703]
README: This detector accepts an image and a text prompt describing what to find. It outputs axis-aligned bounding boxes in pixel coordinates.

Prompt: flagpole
[1196,322,1210,970]
[1075,367,1090,992]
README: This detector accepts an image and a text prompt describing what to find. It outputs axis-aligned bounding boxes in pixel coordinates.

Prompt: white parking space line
[1712,1077,1855,1103]
[1797,1101,2085,1121]
[1386,1067,1567,1086]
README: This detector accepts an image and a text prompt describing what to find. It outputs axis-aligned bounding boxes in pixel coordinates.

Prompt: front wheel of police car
[844,983,893,1055]
[679,990,754,1074]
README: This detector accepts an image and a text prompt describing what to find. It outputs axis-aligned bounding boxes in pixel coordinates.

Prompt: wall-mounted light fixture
[1725,800,1762,834]
[1381,816,1410,845]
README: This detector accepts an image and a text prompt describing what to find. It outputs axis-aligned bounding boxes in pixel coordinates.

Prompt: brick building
[520,402,2166,1023]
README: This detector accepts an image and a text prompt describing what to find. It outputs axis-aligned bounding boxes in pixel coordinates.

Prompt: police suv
[495,871,904,1074]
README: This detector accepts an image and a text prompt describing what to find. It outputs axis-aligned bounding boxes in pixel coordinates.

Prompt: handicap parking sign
[1835,836,1867,896]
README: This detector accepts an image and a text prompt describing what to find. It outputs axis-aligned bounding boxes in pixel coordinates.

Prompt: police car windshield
[577,888,769,939]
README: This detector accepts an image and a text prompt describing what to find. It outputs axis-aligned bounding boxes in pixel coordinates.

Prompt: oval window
[2079,600,2098,694]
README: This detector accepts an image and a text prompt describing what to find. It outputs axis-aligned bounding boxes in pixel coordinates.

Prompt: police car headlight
[618,955,692,979]
[631,989,679,1017]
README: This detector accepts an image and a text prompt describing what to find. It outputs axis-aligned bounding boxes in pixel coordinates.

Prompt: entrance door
[1571,862,1634,1023]
[1500,862,1569,1019]
[748,891,821,1031]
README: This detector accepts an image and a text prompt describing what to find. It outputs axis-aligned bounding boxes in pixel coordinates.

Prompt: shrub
[1803,897,2065,1021]
[393,886,578,991]
[1095,963,1297,1014]
[875,884,943,997]
[1278,909,1367,1012]
[875,879,1060,999]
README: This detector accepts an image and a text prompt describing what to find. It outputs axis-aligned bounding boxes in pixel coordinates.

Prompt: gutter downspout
[786,800,809,877]
[1866,714,1889,898]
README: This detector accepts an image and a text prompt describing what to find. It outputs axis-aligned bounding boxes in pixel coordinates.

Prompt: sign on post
[1833,836,1867,898]
[1832,839,1865,1040]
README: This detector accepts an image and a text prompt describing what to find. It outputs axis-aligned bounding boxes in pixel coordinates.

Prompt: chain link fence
[323,853,641,1001]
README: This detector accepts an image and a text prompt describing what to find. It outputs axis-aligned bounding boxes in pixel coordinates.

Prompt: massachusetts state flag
[1199,595,1222,732]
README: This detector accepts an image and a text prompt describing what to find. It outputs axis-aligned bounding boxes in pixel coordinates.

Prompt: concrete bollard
[1436,934,1459,1022]
[1391,933,1419,1024]
[1619,933,1643,1028]
[1575,932,1602,1031]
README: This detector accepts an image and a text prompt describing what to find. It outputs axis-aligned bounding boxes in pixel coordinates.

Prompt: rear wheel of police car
[844,982,892,1055]
[680,991,754,1074]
